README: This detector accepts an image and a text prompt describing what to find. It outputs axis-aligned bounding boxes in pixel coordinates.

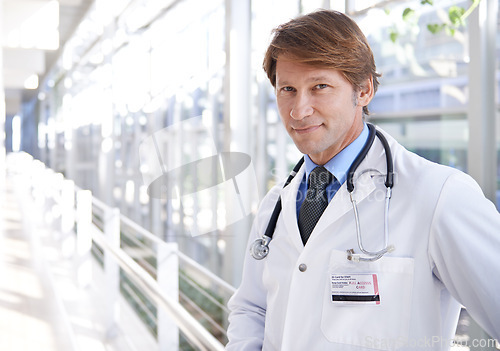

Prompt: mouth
[292,124,322,134]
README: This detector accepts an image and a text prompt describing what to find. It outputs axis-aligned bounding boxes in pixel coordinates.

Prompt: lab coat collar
[280,163,307,251]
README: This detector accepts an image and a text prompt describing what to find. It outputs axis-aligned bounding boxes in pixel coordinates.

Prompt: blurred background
[0,0,498,350]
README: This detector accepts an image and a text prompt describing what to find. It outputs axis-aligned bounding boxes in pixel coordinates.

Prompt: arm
[226,186,281,350]
[226,244,267,350]
[428,172,500,340]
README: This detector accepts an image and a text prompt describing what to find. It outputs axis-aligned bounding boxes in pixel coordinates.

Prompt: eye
[281,86,295,92]
[315,84,328,90]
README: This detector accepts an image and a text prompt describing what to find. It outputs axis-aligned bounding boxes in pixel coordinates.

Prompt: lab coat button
[298,263,307,272]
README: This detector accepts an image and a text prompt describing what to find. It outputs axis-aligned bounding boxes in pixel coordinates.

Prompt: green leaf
[384,8,391,15]
[402,8,416,21]
[445,26,456,36]
[427,23,444,34]
[448,6,465,26]
[420,0,434,5]
[389,30,399,43]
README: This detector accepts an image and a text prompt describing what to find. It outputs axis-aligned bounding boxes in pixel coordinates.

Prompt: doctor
[226,9,500,351]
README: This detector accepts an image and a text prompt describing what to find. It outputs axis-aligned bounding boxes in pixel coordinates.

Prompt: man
[226,10,500,351]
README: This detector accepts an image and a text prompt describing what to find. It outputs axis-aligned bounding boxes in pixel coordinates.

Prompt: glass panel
[358,1,469,116]
[371,115,468,172]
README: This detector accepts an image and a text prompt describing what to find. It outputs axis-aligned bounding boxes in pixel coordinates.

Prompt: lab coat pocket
[320,250,414,350]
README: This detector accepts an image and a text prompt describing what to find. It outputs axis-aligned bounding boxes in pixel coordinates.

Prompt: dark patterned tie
[298,166,333,245]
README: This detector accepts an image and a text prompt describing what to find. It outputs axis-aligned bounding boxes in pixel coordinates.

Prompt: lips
[292,124,321,134]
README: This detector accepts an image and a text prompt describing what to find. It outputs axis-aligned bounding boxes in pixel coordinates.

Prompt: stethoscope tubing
[251,123,395,261]
[262,157,304,239]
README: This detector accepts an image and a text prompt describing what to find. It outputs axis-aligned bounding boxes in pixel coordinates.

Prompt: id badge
[330,273,380,305]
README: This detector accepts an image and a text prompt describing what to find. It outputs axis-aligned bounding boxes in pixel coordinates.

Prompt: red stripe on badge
[373,274,380,305]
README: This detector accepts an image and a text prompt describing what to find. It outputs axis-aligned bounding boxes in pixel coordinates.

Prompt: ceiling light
[24,74,39,89]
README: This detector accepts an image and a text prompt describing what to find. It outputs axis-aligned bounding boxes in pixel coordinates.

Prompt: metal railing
[91,225,224,351]
[118,210,235,344]
[22,154,228,351]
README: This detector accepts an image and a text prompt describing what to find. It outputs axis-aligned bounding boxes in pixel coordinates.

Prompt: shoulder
[251,182,283,232]
[259,183,283,210]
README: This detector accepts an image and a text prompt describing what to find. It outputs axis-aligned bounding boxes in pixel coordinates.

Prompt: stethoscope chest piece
[250,235,271,260]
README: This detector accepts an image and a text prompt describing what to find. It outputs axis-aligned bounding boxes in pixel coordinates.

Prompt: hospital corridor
[0,0,499,350]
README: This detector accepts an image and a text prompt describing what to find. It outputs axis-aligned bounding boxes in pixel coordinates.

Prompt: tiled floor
[0,166,156,351]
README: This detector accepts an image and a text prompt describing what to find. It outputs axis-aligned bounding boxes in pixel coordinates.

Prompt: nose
[290,92,313,120]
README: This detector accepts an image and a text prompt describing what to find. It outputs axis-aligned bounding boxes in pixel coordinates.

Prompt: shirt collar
[304,123,369,185]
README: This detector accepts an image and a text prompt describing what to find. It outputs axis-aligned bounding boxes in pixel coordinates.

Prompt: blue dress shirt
[296,123,369,218]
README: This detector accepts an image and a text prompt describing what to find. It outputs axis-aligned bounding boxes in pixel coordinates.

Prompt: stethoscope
[250,123,395,262]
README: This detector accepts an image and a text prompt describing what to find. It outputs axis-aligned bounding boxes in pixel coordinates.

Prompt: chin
[295,144,320,157]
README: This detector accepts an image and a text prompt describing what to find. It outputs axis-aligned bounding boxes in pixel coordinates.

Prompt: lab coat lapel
[280,163,306,251]
[312,174,375,235]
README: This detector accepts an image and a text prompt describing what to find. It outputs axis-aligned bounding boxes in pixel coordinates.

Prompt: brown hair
[263,10,380,115]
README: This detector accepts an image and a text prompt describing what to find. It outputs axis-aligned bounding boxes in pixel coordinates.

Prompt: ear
[357,76,374,107]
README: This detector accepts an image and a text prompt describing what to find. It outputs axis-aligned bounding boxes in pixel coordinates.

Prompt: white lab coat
[226,128,500,351]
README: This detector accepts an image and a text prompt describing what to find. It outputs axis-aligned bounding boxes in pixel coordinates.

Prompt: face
[275,58,373,165]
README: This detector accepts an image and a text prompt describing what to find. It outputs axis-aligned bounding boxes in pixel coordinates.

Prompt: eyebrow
[276,75,333,87]
[307,76,331,83]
